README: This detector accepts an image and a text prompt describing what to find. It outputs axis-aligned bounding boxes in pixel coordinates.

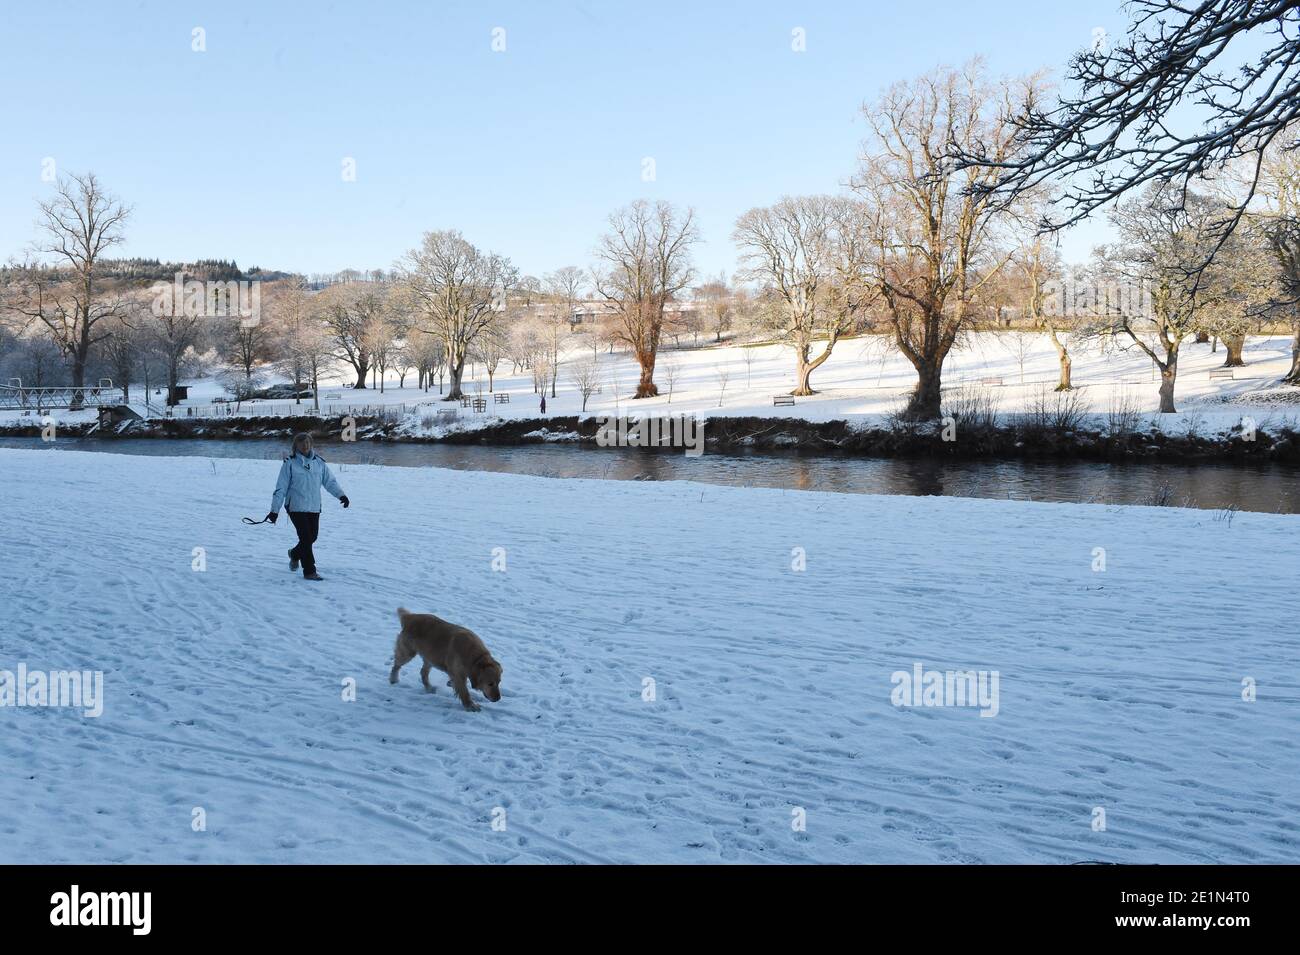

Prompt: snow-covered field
[6,332,1298,434]
[0,446,1296,863]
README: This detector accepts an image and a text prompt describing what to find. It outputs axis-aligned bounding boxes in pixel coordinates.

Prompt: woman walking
[265,433,349,581]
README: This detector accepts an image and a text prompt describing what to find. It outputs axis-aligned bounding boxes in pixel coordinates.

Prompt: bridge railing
[0,385,128,411]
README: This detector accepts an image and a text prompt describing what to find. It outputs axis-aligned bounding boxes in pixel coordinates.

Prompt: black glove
[339,495,350,508]
[266,511,278,524]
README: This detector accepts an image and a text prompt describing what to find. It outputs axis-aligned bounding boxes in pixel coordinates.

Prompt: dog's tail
[396,606,410,622]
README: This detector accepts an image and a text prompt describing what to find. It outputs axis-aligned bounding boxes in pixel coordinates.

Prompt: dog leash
[241,516,273,525]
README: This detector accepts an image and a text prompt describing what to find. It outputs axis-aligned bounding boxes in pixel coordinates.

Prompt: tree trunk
[1222,334,1246,367]
[1286,324,1300,384]
[1195,330,1210,344]
[905,362,943,419]
[792,346,833,396]
[1158,363,1177,413]
[791,362,814,396]
[69,350,88,410]
[445,357,467,400]
[353,361,368,389]
[633,348,659,398]
[1049,328,1072,390]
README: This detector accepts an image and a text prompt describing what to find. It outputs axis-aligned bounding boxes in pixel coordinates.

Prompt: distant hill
[0,258,295,284]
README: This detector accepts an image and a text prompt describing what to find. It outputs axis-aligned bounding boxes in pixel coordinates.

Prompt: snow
[1,446,1296,863]
[7,331,1297,435]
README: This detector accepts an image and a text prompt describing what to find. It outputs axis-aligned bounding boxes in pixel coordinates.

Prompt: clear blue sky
[0,0,1125,281]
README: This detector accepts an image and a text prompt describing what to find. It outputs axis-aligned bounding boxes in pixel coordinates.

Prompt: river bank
[3,409,1299,467]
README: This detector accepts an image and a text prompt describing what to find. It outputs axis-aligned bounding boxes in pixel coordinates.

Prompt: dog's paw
[463,702,481,712]
[423,684,435,694]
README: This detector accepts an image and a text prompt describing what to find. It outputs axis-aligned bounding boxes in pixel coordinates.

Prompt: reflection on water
[3,435,1299,514]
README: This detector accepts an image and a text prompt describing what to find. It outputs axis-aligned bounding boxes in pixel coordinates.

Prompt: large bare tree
[980,0,1300,242]
[1095,184,1244,411]
[734,195,876,395]
[398,230,517,401]
[594,200,698,398]
[317,280,387,389]
[7,173,131,406]
[854,63,1034,418]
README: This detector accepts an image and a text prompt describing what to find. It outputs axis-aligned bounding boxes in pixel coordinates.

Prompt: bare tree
[660,357,682,403]
[268,279,329,409]
[854,63,1037,418]
[734,195,875,395]
[714,364,731,407]
[980,0,1300,242]
[317,280,386,389]
[472,320,508,392]
[219,309,274,400]
[696,274,733,342]
[7,173,131,406]
[399,230,517,400]
[740,345,757,387]
[144,294,204,405]
[1001,329,1036,385]
[1095,183,1242,411]
[99,313,143,402]
[1015,232,1075,389]
[594,200,699,398]
[569,357,601,412]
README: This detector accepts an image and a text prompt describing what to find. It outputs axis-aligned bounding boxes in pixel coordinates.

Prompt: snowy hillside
[1,447,1296,863]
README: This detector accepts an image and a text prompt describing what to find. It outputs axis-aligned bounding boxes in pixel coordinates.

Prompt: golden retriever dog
[390,607,503,711]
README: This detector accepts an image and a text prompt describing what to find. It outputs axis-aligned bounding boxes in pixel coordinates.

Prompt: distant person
[265,432,349,581]
[540,394,547,414]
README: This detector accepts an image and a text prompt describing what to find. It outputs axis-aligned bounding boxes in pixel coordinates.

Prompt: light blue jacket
[270,451,345,514]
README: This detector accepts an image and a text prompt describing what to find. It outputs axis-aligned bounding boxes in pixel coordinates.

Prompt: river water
[4,436,1299,514]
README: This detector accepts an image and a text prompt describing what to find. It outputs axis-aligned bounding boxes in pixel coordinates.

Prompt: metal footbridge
[0,380,129,412]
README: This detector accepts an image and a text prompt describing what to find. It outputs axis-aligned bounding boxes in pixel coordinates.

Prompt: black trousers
[287,510,321,574]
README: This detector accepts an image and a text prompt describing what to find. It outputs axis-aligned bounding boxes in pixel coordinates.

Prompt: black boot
[288,548,299,571]
[303,570,324,581]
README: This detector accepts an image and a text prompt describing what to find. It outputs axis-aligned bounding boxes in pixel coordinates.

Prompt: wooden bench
[773,395,796,407]
[494,392,510,404]
[1208,369,1234,380]
[435,408,458,422]
[978,377,1004,386]
[324,393,342,401]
